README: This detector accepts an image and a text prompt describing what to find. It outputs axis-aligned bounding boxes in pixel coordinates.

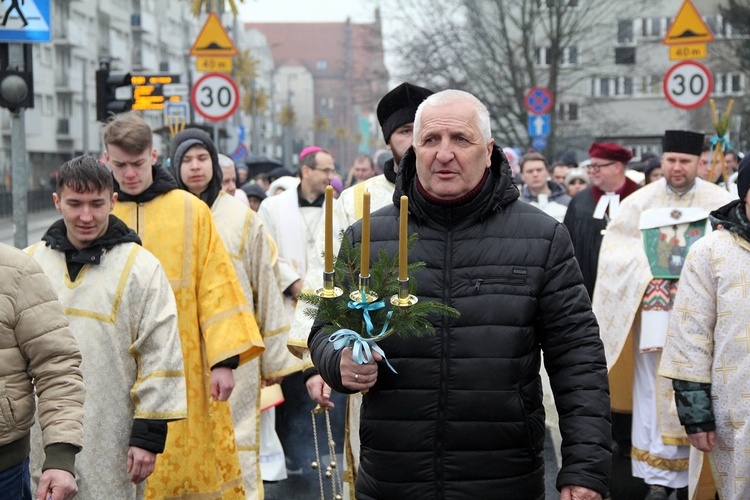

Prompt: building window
[617,20,633,44]
[713,72,744,96]
[543,0,578,7]
[535,46,579,67]
[641,17,668,38]
[315,60,328,70]
[615,47,636,65]
[558,102,579,121]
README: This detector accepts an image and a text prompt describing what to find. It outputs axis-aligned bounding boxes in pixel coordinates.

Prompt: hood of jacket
[393,145,519,226]
[42,214,141,266]
[521,179,570,204]
[168,128,222,207]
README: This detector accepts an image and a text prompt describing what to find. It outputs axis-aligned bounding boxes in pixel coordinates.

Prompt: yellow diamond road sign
[190,12,238,57]
[663,0,714,46]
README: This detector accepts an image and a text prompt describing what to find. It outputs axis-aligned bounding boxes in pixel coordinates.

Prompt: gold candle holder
[349,275,379,303]
[390,278,418,308]
[315,271,343,299]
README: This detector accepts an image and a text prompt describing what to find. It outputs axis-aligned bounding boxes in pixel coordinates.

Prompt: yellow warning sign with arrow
[190,12,238,57]
[663,0,714,46]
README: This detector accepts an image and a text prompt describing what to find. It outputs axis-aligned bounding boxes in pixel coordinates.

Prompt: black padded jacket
[310,146,611,499]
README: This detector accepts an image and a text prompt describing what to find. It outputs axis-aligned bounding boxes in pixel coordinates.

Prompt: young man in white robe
[593,130,735,500]
[168,129,304,497]
[27,155,187,500]
[659,164,750,500]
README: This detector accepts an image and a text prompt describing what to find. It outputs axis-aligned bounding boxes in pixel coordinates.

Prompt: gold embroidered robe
[113,189,265,499]
[211,192,304,498]
[659,230,750,500]
[27,241,187,500]
[593,178,734,445]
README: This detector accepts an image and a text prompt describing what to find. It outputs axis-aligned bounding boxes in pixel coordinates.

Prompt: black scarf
[42,215,141,280]
[114,164,178,203]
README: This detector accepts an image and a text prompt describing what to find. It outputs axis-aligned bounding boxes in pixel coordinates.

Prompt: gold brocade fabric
[26,242,187,500]
[593,178,734,444]
[113,190,265,499]
[659,231,750,500]
[212,192,304,499]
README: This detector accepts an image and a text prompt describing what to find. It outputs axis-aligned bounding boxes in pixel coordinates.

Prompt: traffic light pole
[9,43,28,249]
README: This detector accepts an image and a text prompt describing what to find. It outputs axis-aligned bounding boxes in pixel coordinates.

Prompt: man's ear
[486,138,495,168]
[52,192,61,212]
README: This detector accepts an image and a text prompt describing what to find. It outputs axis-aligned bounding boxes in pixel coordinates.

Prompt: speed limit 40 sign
[191,73,240,122]
[663,60,713,110]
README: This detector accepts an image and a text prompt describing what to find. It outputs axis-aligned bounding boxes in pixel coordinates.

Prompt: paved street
[0,209,59,247]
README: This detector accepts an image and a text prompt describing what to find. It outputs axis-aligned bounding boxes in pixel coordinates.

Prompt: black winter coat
[310,146,611,499]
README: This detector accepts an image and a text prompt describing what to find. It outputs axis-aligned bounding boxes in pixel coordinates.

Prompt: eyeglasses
[587,161,616,172]
[310,166,336,176]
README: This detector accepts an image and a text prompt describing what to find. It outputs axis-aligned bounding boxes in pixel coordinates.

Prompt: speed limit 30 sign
[191,73,240,122]
[663,60,713,110]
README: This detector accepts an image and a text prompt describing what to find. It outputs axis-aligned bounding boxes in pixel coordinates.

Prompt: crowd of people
[1,81,748,500]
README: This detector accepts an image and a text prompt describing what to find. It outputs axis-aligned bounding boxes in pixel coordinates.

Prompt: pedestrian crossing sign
[0,0,51,43]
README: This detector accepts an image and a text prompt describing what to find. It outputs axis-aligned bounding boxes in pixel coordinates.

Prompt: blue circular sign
[525,87,554,115]
[531,136,547,151]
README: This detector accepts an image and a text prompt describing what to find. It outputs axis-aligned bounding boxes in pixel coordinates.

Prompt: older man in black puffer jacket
[310,89,611,500]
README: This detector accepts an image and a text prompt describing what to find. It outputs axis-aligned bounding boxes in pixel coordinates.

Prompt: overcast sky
[237,0,381,23]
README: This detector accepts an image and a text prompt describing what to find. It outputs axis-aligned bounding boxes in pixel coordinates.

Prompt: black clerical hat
[662,130,704,156]
[377,83,433,145]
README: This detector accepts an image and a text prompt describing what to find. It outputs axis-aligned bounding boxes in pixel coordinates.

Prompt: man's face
[520,160,549,190]
[179,146,213,196]
[588,157,622,190]
[220,165,237,196]
[53,186,116,250]
[698,151,721,181]
[725,153,739,173]
[414,102,493,200]
[353,159,375,182]
[662,152,699,191]
[551,165,569,185]
[248,197,261,212]
[105,144,157,196]
[302,152,335,197]
[387,123,414,167]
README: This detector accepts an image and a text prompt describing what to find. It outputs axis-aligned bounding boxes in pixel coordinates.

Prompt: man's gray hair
[413,89,492,145]
[218,153,234,169]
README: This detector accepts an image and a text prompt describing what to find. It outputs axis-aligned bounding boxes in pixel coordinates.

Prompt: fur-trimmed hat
[377,83,433,145]
[662,130,704,157]
[588,142,633,164]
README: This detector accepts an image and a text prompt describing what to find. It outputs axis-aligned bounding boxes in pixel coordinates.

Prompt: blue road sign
[527,114,550,137]
[532,136,547,150]
[0,0,51,43]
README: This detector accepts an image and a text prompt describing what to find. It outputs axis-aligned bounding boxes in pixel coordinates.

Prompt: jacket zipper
[435,216,452,499]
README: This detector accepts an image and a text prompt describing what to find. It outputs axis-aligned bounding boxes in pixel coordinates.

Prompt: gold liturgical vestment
[27,242,187,500]
[593,178,734,444]
[660,230,750,500]
[114,189,265,499]
[211,192,303,498]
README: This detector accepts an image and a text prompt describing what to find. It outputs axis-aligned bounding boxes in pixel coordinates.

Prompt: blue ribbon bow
[347,295,387,336]
[329,329,397,373]
[710,135,733,152]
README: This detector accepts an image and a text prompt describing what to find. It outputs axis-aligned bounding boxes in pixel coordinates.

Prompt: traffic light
[0,44,34,113]
[96,63,133,122]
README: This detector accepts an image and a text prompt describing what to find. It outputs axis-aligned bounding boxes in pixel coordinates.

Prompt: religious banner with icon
[639,206,710,279]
